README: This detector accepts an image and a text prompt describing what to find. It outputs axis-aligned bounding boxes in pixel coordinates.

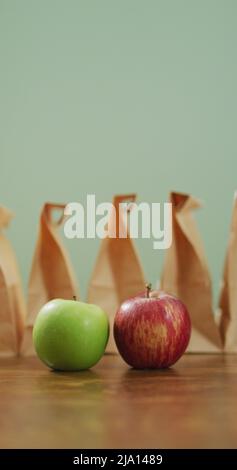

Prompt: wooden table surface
[0,354,236,449]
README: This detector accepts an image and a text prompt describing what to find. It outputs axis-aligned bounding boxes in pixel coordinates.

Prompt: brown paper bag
[160,192,223,352]
[0,206,26,357]
[219,193,237,352]
[21,202,79,355]
[87,194,146,353]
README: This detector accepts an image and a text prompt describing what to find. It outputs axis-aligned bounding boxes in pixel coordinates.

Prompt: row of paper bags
[0,192,236,357]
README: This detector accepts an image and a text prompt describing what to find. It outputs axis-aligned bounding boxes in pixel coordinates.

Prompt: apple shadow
[112,366,180,402]
[123,365,180,378]
[50,367,100,379]
[30,367,106,399]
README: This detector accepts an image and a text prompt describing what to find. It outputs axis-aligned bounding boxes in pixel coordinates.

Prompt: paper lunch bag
[21,202,79,355]
[87,194,146,353]
[219,193,237,352]
[0,206,26,356]
[160,192,223,352]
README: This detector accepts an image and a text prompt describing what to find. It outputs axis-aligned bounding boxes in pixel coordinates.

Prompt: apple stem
[146,283,152,298]
[73,295,77,301]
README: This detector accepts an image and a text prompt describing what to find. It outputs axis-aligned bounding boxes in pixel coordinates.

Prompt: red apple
[114,284,191,369]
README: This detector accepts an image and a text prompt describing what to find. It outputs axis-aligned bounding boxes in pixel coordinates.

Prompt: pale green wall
[1,0,237,304]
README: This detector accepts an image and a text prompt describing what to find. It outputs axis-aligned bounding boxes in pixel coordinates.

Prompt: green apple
[33,298,109,371]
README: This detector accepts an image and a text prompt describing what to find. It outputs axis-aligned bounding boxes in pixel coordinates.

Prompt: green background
[1,0,236,304]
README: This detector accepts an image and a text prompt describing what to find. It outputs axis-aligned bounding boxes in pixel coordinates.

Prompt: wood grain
[0,354,236,449]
